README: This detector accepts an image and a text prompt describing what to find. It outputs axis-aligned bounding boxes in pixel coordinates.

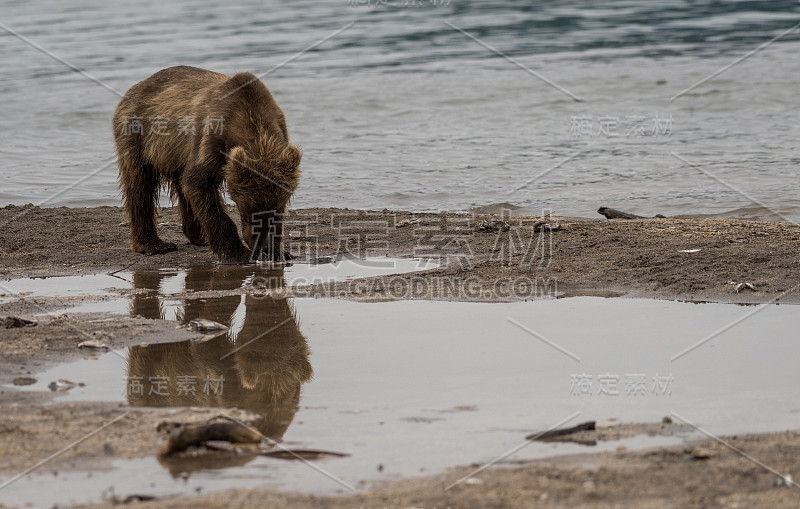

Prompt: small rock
[690,446,714,460]
[662,416,673,425]
[13,376,37,386]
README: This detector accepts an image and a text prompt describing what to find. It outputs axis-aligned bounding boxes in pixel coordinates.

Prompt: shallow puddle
[2,262,800,508]
[0,257,438,305]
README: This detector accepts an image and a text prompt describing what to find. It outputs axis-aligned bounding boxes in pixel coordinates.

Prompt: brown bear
[112,66,301,263]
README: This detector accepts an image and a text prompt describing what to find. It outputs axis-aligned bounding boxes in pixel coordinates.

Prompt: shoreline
[1,204,798,303]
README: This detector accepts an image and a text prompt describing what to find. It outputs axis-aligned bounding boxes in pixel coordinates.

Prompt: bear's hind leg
[173,182,207,246]
[120,157,177,255]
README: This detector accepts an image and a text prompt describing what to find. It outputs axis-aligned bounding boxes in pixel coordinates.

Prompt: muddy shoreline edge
[2,204,799,303]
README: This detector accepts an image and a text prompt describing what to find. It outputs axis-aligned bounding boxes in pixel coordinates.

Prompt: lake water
[1,0,799,221]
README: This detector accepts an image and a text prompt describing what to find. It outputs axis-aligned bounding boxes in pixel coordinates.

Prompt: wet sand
[1,204,799,508]
[2,203,799,301]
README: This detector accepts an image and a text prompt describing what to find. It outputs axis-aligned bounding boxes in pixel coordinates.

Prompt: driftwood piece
[261,449,350,460]
[598,207,666,220]
[203,441,349,460]
[159,419,262,455]
[527,420,596,441]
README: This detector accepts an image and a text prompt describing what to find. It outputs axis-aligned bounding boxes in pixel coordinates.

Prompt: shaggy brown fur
[112,66,301,263]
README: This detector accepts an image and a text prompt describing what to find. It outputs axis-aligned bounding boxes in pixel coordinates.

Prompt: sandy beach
[1,204,798,508]
[2,203,798,301]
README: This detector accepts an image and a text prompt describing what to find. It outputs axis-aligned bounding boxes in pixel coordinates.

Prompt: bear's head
[225,138,301,262]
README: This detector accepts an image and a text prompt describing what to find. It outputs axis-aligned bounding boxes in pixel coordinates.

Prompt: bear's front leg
[175,191,207,246]
[183,183,252,264]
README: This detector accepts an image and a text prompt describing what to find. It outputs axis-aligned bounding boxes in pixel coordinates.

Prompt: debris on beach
[476,217,561,232]
[528,421,597,442]
[111,494,158,504]
[477,219,510,232]
[727,280,757,293]
[48,378,85,392]
[3,316,37,328]
[598,206,666,220]
[13,377,37,386]
[188,318,228,333]
[158,416,350,460]
[395,218,420,228]
[157,222,182,231]
[260,449,350,460]
[159,416,262,455]
[533,219,562,232]
[78,339,109,349]
[102,487,158,505]
[688,446,715,460]
[679,249,701,253]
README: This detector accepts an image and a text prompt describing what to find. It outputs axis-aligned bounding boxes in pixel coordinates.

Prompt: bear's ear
[281,144,302,170]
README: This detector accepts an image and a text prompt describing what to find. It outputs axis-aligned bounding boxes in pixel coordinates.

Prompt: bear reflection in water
[126,265,312,443]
